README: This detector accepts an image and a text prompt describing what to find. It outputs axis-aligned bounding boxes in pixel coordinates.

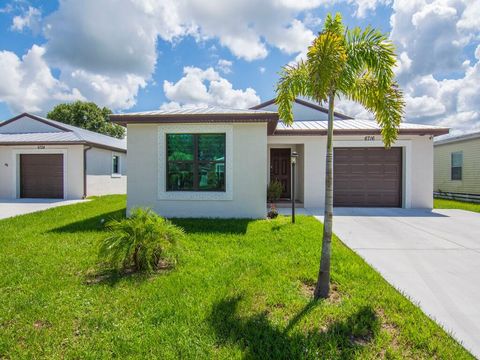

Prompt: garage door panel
[334,147,402,207]
[20,154,64,198]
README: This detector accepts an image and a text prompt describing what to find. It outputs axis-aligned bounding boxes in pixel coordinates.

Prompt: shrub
[99,208,184,272]
[267,179,283,203]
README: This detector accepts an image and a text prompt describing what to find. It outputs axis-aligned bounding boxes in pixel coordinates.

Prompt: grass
[0,195,472,359]
[434,198,480,213]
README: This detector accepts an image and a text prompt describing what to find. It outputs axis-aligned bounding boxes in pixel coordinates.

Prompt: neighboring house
[0,113,127,200]
[110,99,448,218]
[434,131,480,197]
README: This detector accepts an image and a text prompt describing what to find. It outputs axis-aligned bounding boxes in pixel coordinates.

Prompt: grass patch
[434,198,480,213]
[0,195,472,359]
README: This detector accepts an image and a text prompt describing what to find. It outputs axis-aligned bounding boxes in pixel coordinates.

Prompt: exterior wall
[267,134,434,209]
[268,136,326,208]
[0,116,60,133]
[267,143,304,203]
[127,122,267,218]
[0,144,84,199]
[434,138,480,195]
[86,147,127,196]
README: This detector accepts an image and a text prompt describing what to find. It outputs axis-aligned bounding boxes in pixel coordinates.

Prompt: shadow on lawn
[83,268,155,286]
[209,296,379,359]
[49,209,126,233]
[170,218,253,235]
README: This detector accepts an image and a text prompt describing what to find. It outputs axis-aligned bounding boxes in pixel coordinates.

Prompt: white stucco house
[0,113,127,200]
[110,99,448,218]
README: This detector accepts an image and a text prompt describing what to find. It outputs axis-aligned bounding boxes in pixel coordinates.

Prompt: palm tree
[276,13,404,299]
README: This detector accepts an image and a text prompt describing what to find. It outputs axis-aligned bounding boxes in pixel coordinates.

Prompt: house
[0,113,126,200]
[110,99,448,218]
[434,131,480,200]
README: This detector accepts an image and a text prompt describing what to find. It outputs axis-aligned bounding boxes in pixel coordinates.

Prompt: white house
[0,113,127,199]
[110,99,448,218]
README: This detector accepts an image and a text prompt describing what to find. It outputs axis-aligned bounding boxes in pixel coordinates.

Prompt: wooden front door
[270,148,291,199]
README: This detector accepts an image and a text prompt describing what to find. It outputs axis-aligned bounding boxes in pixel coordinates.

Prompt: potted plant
[267,179,283,219]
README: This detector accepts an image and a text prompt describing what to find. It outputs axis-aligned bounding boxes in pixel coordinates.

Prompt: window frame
[166,133,226,192]
[451,151,463,181]
[112,154,121,176]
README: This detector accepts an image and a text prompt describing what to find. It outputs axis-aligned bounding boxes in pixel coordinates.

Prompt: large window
[166,133,226,191]
[451,151,463,180]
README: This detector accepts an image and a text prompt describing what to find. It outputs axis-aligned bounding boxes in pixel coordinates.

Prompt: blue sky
[0,0,479,134]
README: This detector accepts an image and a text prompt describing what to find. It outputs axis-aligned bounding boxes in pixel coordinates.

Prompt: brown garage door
[334,147,402,207]
[20,154,64,198]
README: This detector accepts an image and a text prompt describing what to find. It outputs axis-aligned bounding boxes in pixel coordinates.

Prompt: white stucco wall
[127,122,267,218]
[268,136,326,208]
[267,134,434,209]
[0,144,84,199]
[86,147,126,196]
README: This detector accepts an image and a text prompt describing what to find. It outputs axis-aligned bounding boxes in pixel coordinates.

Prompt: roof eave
[0,140,126,153]
[109,113,279,135]
[272,128,450,136]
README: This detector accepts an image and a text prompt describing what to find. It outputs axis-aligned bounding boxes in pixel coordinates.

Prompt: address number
[37,145,46,149]
[364,136,375,141]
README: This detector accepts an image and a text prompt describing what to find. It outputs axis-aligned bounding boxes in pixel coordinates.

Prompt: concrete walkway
[0,198,85,220]
[280,207,480,358]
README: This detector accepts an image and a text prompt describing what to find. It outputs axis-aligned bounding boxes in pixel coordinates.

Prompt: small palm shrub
[99,208,184,272]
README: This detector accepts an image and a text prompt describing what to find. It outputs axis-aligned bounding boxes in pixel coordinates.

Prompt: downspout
[83,145,92,199]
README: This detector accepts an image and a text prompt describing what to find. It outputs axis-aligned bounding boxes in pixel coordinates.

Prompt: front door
[270,148,291,199]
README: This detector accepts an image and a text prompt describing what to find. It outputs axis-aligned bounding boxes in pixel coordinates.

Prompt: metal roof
[113,106,276,116]
[275,119,449,135]
[0,113,126,151]
[434,131,480,146]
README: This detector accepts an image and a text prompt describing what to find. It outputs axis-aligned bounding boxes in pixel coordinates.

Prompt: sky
[0,0,479,135]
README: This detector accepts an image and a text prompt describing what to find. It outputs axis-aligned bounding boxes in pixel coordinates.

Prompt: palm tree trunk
[314,92,335,299]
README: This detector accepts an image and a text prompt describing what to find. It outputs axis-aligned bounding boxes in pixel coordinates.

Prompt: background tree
[47,101,125,139]
[276,13,404,299]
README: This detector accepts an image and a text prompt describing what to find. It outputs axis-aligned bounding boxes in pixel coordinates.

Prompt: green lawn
[0,196,472,359]
[434,198,480,213]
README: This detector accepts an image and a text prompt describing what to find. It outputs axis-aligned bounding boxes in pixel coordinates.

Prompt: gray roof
[434,131,480,146]
[275,118,449,135]
[0,113,126,152]
[114,106,276,116]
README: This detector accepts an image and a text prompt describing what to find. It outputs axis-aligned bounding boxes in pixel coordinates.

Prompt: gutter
[83,145,92,199]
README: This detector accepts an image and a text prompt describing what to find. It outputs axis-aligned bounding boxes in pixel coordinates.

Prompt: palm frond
[307,31,347,98]
[343,26,397,91]
[347,75,404,147]
[275,61,311,126]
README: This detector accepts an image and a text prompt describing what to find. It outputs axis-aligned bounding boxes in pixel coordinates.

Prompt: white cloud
[0,45,83,114]
[61,70,147,110]
[44,0,159,77]
[216,59,233,74]
[162,66,260,109]
[391,0,478,82]
[259,67,266,74]
[351,0,392,18]
[11,6,41,33]
[386,0,480,133]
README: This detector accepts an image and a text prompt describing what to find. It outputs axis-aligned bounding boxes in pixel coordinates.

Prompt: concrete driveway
[311,207,480,358]
[0,198,85,220]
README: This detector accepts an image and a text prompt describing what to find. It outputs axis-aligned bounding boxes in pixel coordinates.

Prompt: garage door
[334,147,402,207]
[20,154,64,198]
